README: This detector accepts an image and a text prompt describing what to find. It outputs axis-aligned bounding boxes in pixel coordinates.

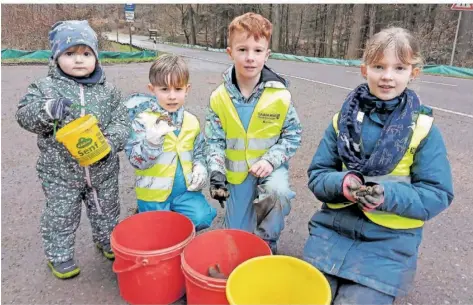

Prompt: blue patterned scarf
[336,83,420,176]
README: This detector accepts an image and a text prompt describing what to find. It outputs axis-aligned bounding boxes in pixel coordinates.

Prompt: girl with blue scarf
[303,28,454,304]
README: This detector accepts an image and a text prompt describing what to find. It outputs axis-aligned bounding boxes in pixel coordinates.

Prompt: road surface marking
[108,37,473,120]
[419,80,457,87]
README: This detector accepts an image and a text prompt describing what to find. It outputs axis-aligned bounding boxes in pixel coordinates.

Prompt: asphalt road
[2,35,472,304]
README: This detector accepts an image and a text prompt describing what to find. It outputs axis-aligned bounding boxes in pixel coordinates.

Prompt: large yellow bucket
[226,255,331,305]
[56,114,111,166]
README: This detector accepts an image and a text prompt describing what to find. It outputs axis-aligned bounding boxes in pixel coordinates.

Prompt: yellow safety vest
[210,84,291,184]
[328,111,433,229]
[135,111,200,202]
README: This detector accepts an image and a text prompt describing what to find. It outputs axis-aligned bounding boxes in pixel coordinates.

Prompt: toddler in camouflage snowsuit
[15,20,130,279]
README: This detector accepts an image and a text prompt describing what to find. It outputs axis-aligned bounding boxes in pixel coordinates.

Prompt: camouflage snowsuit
[16,62,130,264]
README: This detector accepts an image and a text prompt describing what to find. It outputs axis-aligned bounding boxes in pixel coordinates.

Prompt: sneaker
[47,259,80,279]
[96,242,115,260]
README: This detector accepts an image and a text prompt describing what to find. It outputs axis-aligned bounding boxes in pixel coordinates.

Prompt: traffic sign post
[450,3,473,66]
[124,3,136,52]
[450,4,473,65]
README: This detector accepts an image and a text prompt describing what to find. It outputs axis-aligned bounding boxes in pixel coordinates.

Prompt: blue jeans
[138,191,216,231]
[324,273,394,305]
[225,166,295,245]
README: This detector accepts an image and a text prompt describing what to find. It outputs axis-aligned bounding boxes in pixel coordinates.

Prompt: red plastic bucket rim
[181,264,227,291]
[181,229,271,287]
[111,211,196,258]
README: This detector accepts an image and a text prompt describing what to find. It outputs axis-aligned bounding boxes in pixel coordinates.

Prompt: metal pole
[450,10,462,66]
[129,23,132,52]
[117,7,119,43]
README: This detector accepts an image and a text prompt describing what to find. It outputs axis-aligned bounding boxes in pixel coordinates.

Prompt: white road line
[279,73,354,91]
[280,73,473,119]
[346,71,458,87]
[110,37,473,120]
[419,80,457,87]
[429,106,473,119]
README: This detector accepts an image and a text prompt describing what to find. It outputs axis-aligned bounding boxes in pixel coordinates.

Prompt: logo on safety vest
[258,112,280,123]
[76,137,93,149]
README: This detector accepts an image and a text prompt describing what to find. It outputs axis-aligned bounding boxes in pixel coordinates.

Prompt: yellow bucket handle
[53,103,89,138]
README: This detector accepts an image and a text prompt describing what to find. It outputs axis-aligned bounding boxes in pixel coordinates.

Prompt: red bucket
[111,211,195,305]
[181,229,272,305]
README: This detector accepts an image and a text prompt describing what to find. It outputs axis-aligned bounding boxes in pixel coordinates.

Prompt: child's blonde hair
[363,27,423,68]
[149,54,189,87]
[227,12,273,46]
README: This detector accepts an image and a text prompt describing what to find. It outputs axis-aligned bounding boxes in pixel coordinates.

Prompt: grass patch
[108,41,141,52]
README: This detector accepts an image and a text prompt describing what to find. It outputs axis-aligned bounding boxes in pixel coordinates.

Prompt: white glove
[146,120,176,146]
[136,112,158,131]
[187,163,208,191]
[136,113,176,147]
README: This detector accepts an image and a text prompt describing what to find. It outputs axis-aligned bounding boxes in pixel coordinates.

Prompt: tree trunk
[292,6,304,54]
[189,5,197,45]
[285,4,290,52]
[312,5,319,57]
[346,4,365,59]
[325,4,336,57]
[343,5,353,58]
[368,4,376,37]
[333,5,344,58]
[211,15,217,47]
[318,5,327,57]
[271,4,280,51]
[456,10,473,66]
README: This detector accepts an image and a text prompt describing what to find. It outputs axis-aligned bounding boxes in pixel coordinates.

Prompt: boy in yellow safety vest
[204,12,302,254]
[125,54,216,231]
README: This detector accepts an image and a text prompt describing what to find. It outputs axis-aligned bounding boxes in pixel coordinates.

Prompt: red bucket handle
[113,257,155,274]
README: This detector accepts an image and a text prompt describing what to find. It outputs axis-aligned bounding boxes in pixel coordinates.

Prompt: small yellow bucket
[56,114,111,166]
[226,255,331,305]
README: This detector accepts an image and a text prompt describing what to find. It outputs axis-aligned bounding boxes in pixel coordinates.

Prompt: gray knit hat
[49,20,99,60]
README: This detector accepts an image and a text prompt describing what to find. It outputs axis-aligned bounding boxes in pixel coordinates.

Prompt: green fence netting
[1,49,157,60]
[157,41,473,78]
[4,44,472,78]
[422,65,473,78]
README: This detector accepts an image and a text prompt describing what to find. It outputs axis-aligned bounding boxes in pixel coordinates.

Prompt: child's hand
[145,120,176,147]
[342,173,363,202]
[44,97,73,121]
[187,163,208,191]
[356,184,385,211]
[249,160,273,178]
[209,171,229,208]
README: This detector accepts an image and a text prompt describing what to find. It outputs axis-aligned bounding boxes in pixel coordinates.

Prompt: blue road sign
[124,4,135,12]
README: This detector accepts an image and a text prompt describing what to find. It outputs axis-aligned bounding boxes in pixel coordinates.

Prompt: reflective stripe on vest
[327,111,433,229]
[210,84,291,184]
[135,111,200,202]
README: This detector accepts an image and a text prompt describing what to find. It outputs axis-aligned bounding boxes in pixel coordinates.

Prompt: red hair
[228,12,272,46]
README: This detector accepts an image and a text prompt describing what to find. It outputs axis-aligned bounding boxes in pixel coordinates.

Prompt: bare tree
[456,11,473,65]
[368,4,377,37]
[189,4,197,45]
[325,4,336,57]
[271,4,281,51]
[346,4,366,59]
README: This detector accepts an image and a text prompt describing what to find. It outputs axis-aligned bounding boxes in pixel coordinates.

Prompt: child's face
[361,47,419,101]
[226,31,270,83]
[57,45,96,78]
[148,77,190,113]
